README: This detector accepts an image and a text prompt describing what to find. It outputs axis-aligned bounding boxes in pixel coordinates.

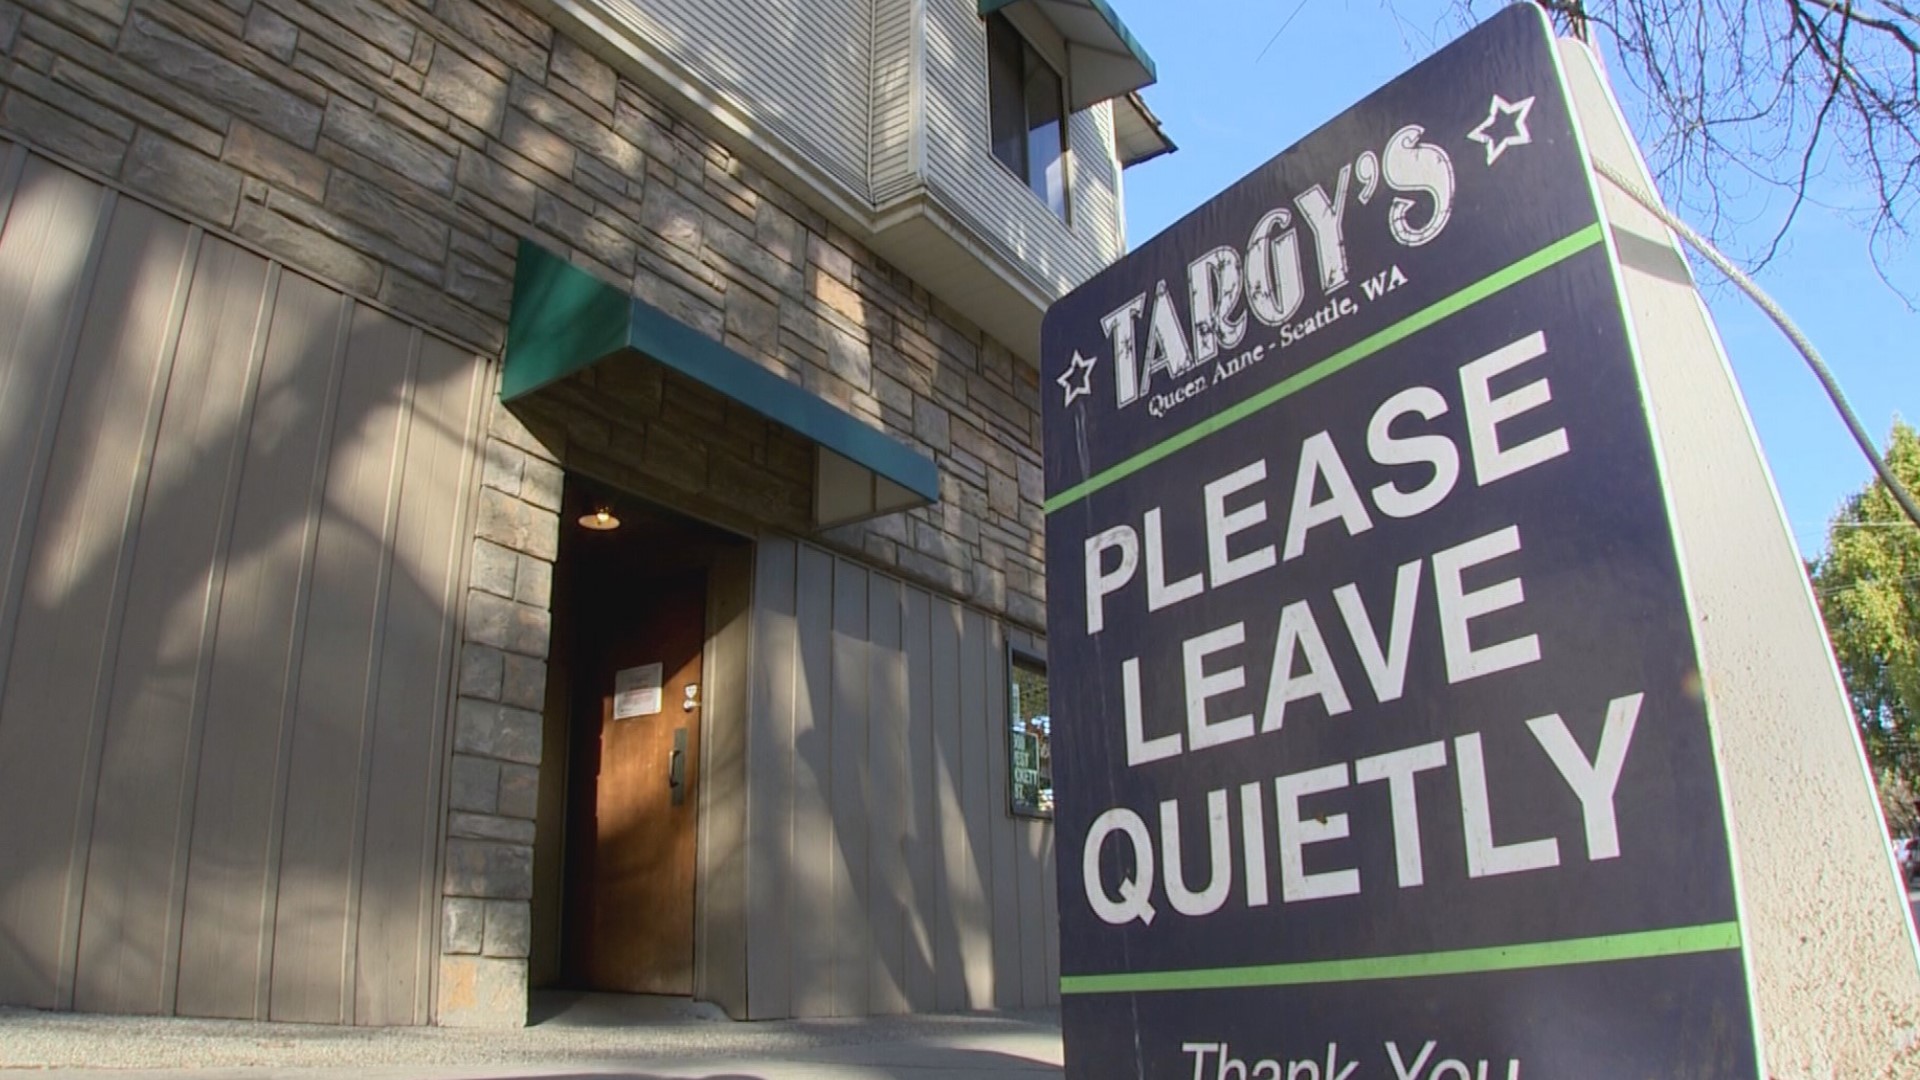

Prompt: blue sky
[1114,1,1916,558]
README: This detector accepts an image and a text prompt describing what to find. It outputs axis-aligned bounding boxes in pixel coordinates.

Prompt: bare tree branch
[1437,0,1920,302]
[1757,1,1851,267]
[1802,0,1920,54]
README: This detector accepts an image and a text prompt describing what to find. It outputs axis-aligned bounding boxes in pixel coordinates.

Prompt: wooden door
[579,570,706,994]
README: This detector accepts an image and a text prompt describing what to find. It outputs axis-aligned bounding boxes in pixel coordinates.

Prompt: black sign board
[1040,6,1760,1077]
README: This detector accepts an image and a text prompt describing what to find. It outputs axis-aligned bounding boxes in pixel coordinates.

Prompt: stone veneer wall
[0,0,1052,1026]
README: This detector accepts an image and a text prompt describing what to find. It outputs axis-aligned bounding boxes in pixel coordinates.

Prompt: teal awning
[980,0,1157,111]
[504,241,938,524]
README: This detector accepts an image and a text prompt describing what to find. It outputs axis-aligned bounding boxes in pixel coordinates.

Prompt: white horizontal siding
[624,0,872,195]
[920,0,1123,295]
[1070,102,1124,259]
[870,0,918,201]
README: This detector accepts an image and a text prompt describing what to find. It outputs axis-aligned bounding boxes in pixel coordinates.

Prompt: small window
[987,15,1069,222]
[1009,648,1052,818]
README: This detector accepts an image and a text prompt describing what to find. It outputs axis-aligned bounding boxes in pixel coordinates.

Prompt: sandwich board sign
[1040,5,1762,1077]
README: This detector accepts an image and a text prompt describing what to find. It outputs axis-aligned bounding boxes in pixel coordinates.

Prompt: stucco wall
[1565,39,1920,1076]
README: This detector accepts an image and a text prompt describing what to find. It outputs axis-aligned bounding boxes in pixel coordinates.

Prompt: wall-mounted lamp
[578,507,621,531]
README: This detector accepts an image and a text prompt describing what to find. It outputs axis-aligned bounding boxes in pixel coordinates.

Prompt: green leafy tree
[1812,422,1920,796]
[1878,769,1920,838]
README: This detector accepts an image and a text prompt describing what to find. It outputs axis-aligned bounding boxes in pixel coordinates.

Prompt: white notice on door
[613,662,664,719]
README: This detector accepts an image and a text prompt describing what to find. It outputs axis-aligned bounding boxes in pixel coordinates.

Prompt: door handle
[668,727,687,805]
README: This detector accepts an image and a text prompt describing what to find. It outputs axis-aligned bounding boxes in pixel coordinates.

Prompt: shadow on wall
[507,242,1055,1018]
[765,546,1058,1020]
[629,0,868,193]
[503,0,1062,1021]
[0,146,489,1025]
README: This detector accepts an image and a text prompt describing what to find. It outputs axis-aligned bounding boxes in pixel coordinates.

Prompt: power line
[1815,572,1920,597]
[1254,0,1311,65]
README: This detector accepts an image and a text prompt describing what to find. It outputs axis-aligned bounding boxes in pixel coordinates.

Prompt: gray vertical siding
[789,543,835,1015]
[928,597,967,1011]
[0,147,487,1023]
[900,586,939,1009]
[355,333,479,1024]
[745,538,798,1018]
[954,607,994,1008]
[863,573,909,1013]
[1,165,192,1015]
[743,536,1057,1018]
[827,560,872,1015]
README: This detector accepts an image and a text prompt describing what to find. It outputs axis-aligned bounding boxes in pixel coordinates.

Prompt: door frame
[531,476,755,1017]
[692,542,754,1015]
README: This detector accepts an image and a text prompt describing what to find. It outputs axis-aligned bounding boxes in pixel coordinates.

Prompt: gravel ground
[0,995,1064,1076]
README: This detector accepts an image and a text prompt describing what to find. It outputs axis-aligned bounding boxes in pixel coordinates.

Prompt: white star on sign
[1468,93,1536,165]
[1057,349,1098,407]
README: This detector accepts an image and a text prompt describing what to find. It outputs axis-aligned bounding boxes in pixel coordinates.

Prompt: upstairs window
[987,15,1069,222]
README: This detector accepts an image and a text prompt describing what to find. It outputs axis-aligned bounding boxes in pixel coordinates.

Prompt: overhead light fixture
[579,507,621,530]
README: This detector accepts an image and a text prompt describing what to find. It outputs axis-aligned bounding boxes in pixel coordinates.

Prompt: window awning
[504,240,938,527]
[979,0,1157,112]
[1112,90,1174,168]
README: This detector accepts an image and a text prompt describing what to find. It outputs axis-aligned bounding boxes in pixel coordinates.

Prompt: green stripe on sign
[1058,921,1743,996]
[1043,222,1608,514]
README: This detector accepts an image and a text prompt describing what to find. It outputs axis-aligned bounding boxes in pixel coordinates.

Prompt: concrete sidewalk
[0,993,1064,1079]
